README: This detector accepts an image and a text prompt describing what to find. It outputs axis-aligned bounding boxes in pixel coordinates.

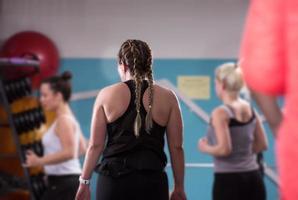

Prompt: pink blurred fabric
[240,0,298,199]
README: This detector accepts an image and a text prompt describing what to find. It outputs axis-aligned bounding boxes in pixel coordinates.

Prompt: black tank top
[95,80,167,177]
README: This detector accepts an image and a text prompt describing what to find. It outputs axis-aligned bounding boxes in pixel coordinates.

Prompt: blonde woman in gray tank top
[198,63,268,200]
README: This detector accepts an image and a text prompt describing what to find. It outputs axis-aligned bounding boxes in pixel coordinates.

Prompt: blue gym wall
[60,58,278,200]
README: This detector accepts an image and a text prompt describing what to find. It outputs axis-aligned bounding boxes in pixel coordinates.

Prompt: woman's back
[101,80,174,127]
[207,102,259,173]
[96,80,176,175]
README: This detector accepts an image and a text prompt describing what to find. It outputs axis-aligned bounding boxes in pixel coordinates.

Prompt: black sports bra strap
[124,80,135,110]
[124,80,149,111]
[140,81,149,101]
[124,80,134,93]
[224,104,256,120]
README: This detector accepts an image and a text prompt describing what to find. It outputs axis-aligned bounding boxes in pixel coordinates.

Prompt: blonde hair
[215,62,244,92]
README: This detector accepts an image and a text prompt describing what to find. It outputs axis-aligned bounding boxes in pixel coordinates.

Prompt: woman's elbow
[259,143,268,152]
[81,138,88,152]
[82,146,87,154]
[80,143,88,155]
[78,147,87,156]
[169,144,184,153]
[64,150,75,160]
[218,146,232,156]
[88,143,104,153]
[253,144,268,153]
[263,142,268,151]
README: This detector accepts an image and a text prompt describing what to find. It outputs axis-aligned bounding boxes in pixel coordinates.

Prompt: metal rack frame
[0,59,40,200]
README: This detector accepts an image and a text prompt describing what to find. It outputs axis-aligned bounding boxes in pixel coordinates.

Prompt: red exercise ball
[1,31,60,88]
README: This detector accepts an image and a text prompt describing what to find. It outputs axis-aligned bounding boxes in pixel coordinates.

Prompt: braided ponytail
[133,72,142,137]
[131,44,143,137]
[118,39,154,137]
[145,54,154,132]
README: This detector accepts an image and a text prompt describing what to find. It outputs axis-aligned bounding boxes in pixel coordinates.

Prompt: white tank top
[42,115,82,175]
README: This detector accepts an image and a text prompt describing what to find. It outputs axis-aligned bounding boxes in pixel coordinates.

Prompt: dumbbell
[31,108,41,129]
[13,109,42,134]
[13,113,30,134]
[4,83,16,103]
[32,140,44,157]
[20,144,28,160]
[26,110,41,131]
[37,107,46,124]
[3,78,32,103]
[13,113,26,134]
[27,110,37,129]
[20,78,32,96]
[12,114,21,134]
[14,81,23,99]
[13,112,24,134]
[24,132,44,156]
[3,81,15,103]
[21,142,39,164]
[23,112,34,131]
[26,107,46,130]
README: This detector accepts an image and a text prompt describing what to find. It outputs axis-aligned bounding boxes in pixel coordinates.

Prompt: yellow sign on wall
[177,76,210,100]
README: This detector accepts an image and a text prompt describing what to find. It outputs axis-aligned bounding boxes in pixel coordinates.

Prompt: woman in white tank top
[24,71,87,200]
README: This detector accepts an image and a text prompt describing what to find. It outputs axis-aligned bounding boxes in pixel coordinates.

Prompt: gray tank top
[206,105,259,173]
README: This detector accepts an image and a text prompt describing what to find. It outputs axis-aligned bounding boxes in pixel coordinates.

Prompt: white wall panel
[0,0,249,58]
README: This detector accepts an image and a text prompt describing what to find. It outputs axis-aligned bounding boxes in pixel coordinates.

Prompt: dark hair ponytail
[42,71,72,102]
[61,71,72,81]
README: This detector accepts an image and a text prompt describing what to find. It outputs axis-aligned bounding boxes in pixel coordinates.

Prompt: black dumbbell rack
[0,57,41,200]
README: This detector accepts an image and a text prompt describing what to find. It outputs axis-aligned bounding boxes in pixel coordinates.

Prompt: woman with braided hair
[76,39,186,200]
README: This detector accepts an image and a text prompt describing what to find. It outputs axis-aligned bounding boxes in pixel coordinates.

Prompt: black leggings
[213,170,266,200]
[42,174,80,200]
[96,170,169,200]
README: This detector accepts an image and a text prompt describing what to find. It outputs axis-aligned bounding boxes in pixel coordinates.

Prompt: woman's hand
[75,184,91,200]
[170,187,187,200]
[198,137,209,153]
[23,150,43,167]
